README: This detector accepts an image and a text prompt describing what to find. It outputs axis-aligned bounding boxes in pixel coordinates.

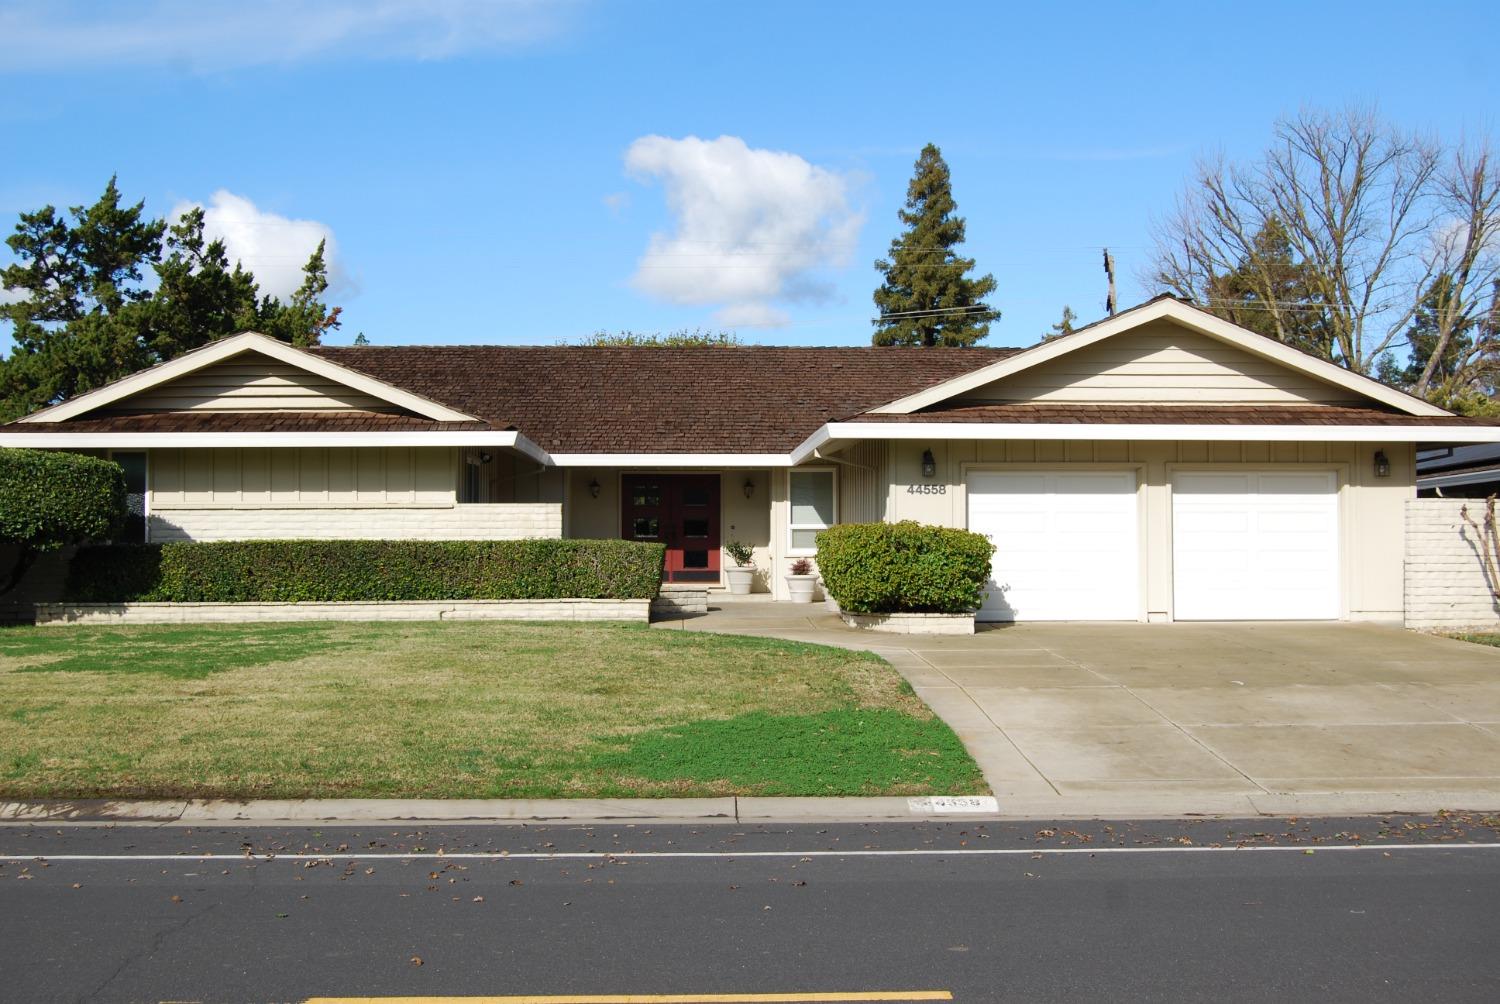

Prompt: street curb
[0,796,1002,826]
[2,791,1497,825]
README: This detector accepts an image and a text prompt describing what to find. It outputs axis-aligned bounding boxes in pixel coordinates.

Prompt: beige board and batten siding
[106,355,398,413]
[146,446,561,541]
[958,319,1367,404]
[1403,498,1500,629]
[848,437,1412,623]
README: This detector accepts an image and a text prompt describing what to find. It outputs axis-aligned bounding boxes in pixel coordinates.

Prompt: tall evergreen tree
[0,179,339,420]
[872,144,998,346]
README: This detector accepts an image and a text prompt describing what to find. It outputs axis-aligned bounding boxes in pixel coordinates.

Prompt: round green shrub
[0,448,126,550]
[815,521,993,614]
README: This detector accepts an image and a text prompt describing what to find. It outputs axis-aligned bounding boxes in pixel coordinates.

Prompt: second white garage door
[967,471,1140,622]
[1171,471,1340,620]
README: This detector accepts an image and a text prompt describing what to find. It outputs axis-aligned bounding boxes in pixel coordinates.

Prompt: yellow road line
[303,993,954,1003]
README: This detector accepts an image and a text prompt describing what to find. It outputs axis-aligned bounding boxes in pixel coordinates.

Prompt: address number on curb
[908,795,1000,814]
[906,484,947,495]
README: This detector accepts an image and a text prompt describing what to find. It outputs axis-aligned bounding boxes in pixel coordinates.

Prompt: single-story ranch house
[4,295,1499,623]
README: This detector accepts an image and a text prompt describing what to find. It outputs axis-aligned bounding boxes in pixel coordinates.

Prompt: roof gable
[18,332,479,425]
[871,298,1450,417]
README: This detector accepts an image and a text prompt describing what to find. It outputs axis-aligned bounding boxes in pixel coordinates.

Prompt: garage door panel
[1172,470,1338,620]
[1174,473,1253,495]
[969,470,1139,622]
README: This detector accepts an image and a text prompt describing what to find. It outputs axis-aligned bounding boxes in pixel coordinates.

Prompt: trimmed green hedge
[815,521,994,614]
[65,538,665,603]
[0,448,125,550]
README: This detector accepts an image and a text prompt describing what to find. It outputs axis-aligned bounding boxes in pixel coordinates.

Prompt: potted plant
[723,539,757,595]
[785,557,817,603]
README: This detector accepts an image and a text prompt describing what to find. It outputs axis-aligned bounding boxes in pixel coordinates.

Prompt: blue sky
[1,0,1496,349]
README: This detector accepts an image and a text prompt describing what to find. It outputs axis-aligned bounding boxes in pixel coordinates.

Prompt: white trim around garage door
[962,463,1147,622]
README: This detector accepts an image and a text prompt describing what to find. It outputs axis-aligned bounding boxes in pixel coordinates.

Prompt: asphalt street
[3,815,1499,1003]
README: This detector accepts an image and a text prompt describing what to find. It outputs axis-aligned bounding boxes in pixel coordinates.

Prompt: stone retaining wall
[838,611,975,635]
[34,598,648,626]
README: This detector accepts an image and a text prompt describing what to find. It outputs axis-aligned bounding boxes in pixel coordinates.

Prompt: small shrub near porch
[816,521,994,614]
[65,538,665,602]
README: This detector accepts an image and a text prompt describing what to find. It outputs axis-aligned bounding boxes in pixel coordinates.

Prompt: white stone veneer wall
[148,503,561,542]
[1404,498,1500,629]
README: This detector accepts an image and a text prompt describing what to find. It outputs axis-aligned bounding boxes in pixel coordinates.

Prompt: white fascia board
[804,421,1500,449]
[18,332,479,424]
[0,430,552,459]
[872,299,1450,418]
[547,453,792,468]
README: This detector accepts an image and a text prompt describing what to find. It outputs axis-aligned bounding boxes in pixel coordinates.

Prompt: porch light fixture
[1374,450,1391,478]
[588,478,601,498]
[921,449,937,479]
[743,478,755,499]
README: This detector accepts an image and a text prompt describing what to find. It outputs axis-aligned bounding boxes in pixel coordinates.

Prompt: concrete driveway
[658,605,1500,816]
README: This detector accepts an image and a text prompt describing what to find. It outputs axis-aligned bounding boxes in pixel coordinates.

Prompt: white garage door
[1171,471,1340,620]
[967,471,1139,622]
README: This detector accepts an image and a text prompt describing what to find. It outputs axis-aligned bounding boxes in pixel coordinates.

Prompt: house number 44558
[906,484,947,495]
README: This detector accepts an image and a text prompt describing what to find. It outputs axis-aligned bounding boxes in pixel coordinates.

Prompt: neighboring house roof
[309,345,1016,453]
[1416,443,1500,491]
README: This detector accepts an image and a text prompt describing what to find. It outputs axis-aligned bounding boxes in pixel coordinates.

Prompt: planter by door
[785,573,817,603]
[622,474,721,584]
[723,565,756,595]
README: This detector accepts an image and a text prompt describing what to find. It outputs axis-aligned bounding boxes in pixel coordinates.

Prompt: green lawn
[1449,633,1500,648]
[0,621,986,800]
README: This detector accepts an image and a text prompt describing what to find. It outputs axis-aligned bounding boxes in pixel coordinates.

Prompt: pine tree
[873,144,998,346]
[0,178,340,419]
[1045,305,1077,341]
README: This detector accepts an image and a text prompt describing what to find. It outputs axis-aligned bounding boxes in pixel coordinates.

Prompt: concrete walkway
[656,603,1500,817]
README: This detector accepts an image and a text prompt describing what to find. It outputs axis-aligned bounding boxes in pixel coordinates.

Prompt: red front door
[621,474,721,583]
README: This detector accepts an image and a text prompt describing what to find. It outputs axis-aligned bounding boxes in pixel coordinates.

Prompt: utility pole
[1102,248,1117,316]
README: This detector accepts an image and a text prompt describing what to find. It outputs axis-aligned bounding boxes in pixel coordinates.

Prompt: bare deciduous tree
[1150,107,1500,405]
[1413,147,1500,402]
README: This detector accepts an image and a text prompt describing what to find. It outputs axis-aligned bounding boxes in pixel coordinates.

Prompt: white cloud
[171,191,349,300]
[624,135,863,328]
[0,1,581,72]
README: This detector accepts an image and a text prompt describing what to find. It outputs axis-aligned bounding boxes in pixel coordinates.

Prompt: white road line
[3,842,1500,863]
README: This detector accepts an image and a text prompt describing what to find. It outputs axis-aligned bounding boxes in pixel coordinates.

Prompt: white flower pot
[785,573,818,604]
[724,565,756,595]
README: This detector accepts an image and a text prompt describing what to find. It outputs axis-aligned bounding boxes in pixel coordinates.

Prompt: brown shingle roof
[852,403,1500,427]
[2,412,495,433]
[308,345,1016,453]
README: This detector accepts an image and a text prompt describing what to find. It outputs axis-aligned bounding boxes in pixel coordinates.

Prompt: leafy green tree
[873,144,998,347]
[0,179,340,420]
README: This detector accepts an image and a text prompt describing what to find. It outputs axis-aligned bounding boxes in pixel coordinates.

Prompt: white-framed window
[788,467,836,554]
